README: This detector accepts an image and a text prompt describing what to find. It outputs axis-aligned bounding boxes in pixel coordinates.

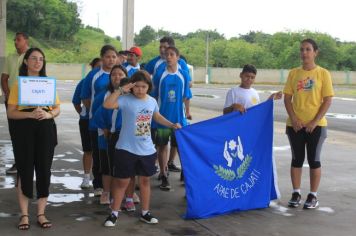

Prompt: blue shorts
[112,149,157,178]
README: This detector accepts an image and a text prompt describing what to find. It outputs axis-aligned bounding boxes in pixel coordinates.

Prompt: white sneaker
[100,192,110,205]
[94,188,103,197]
[133,192,140,204]
[140,211,158,224]
[80,178,91,189]
[104,214,117,227]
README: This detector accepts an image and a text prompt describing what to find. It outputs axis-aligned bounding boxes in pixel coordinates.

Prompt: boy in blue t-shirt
[151,46,191,190]
[72,79,92,189]
[72,58,101,189]
[145,36,192,174]
[80,45,118,196]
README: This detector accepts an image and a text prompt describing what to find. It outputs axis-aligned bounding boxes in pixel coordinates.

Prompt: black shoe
[6,164,17,175]
[168,162,181,172]
[180,171,184,182]
[288,192,301,208]
[140,211,158,224]
[104,213,117,227]
[157,171,169,181]
[303,193,319,209]
[159,175,171,190]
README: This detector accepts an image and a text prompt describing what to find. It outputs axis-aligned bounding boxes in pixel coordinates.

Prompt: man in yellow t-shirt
[0,32,29,174]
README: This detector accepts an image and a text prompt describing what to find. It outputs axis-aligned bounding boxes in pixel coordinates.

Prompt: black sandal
[18,215,30,230]
[37,214,52,229]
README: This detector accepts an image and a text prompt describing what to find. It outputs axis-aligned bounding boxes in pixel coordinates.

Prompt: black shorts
[108,131,120,160]
[99,149,112,175]
[79,119,92,152]
[112,149,157,179]
[286,126,327,169]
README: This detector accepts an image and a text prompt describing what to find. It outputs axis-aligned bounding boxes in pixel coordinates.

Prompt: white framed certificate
[18,76,56,106]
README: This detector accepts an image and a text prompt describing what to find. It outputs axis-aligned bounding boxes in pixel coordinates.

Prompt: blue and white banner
[175,100,280,219]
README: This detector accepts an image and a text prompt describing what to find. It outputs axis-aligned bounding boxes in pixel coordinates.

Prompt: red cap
[127,46,142,57]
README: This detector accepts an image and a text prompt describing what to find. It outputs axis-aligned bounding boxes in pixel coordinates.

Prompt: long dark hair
[107,64,128,93]
[19,47,47,76]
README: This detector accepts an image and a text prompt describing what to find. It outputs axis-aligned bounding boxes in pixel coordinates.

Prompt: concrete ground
[0,103,355,236]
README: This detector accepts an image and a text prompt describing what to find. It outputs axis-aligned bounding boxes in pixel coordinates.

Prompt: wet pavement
[0,103,356,236]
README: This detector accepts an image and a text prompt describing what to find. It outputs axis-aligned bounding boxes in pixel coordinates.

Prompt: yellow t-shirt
[8,78,60,110]
[2,52,26,88]
[283,66,334,127]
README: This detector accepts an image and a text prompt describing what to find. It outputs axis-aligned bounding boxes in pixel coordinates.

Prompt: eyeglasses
[29,56,44,62]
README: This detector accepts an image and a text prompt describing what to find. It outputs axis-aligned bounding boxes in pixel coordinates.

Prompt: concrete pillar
[0,0,6,73]
[122,0,134,50]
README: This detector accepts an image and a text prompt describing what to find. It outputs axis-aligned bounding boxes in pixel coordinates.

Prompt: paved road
[57,81,356,133]
[0,81,355,236]
[191,84,356,134]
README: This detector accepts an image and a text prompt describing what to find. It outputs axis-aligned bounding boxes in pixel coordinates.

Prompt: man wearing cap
[123,46,142,77]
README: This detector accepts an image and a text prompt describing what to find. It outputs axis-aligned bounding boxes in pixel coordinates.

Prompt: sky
[77,0,356,42]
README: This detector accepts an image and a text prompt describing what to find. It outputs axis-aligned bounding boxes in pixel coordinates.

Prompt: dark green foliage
[7,0,81,40]
[134,25,156,46]
[140,28,356,70]
[6,3,356,70]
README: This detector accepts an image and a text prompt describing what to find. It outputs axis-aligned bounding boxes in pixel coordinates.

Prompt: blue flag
[175,100,280,219]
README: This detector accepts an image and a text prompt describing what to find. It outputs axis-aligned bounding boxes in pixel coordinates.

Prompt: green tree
[211,40,228,67]
[239,31,272,44]
[134,25,156,46]
[186,29,225,41]
[176,38,206,66]
[7,0,81,40]
[337,43,356,70]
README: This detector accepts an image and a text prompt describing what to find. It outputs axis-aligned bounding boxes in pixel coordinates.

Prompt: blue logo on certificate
[18,76,56,106]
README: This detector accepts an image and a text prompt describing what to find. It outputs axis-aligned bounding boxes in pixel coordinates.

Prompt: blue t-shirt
[148,56,189,76]
[116,94,159,156]
[155,59,192,99]
[95,106,123,150]
[97,128,107,150]
[123,62,140,77]
[152,68,191,128]
[72,80,89,119]
[89,90,106,130]
[93,104,122,132]
[145,56,165,75]
[80,67,110,119]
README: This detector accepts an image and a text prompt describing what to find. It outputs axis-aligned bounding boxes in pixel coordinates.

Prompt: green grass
[5,28,122,63]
